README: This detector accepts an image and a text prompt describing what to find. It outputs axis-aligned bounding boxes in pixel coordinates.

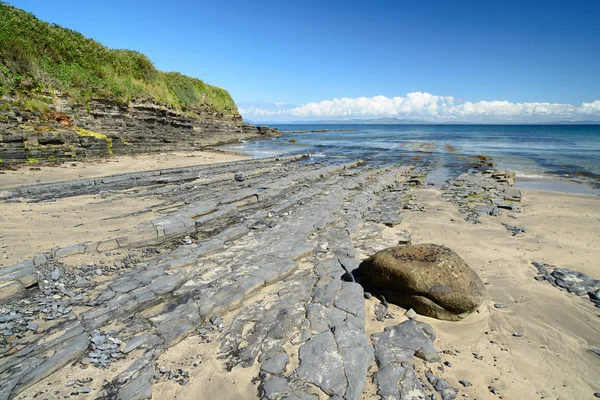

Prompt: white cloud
[239,92,600,122]
[579,100,600,114]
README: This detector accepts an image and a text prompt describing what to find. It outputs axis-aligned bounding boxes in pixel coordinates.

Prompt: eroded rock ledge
[0,155,516,400]
[0,96,278,165]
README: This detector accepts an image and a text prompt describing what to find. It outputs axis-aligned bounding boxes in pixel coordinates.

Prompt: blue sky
[9,0,600,122]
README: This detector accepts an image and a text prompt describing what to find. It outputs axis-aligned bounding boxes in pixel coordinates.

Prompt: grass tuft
[24,98,50,114]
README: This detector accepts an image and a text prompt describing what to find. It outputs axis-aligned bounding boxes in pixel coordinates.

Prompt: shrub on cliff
[0,1,238,115]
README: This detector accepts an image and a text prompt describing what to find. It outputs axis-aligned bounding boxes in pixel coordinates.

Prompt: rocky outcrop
[0,156,440,399]
[359,244,486,320]
[533,261,600,308]
[442,168,523,224]
[0,96,278,165]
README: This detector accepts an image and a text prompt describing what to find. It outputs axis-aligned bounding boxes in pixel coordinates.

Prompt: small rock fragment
[404,308,417,320]
[234,171,245,182]
[489,385,501,394]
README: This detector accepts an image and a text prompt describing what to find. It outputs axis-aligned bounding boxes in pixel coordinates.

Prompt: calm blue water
[220,124,600,186]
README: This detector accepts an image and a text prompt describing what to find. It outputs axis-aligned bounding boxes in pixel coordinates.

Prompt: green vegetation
[0,2,238,114]
[24,99,50,114]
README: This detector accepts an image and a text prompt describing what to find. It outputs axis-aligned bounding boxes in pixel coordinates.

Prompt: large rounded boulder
[359,244,485,321]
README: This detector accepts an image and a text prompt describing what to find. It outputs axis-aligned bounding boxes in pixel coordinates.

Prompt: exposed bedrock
[533,262,600,308]
[0,156,458,399]
[442,169,523,224]
[0,97,279,165]
[359,244,486,321]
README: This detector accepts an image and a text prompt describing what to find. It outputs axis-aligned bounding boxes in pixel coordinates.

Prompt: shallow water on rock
[220,124,600,192]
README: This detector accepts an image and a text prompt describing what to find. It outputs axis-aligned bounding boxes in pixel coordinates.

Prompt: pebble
[83,330,124,367]
[459,380,472,387]
[234,171,245,182]
[513,332,523,337]
[404,308,417,319]
[493,303,506,309]
[503,224,527,236]
[488,385,501,394]
[364,292,372,299]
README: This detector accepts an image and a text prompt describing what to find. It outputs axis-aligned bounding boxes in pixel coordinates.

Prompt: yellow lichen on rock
[74,128,113,155]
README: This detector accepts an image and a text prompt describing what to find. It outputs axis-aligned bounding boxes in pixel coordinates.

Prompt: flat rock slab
[0,160,426,400]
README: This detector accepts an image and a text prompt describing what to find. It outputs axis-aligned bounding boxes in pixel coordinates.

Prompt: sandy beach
[142,185,600,400]
[2,2,599,399]
[0,150,248,190]
[1,156,599,400]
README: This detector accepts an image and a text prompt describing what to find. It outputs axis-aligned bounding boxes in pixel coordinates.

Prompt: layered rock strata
[0,97,278,164]
[0,156,463,400]
[442,169,523,224]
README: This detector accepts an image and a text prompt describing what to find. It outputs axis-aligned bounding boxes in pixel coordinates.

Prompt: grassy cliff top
[0,2,238,115]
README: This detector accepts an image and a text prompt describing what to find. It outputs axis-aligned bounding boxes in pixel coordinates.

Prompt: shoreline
[514,174,600,195]
[226,140,600,195]
[0,154,599,399]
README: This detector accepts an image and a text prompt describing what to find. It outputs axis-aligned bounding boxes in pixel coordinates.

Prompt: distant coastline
[246,117,600,125]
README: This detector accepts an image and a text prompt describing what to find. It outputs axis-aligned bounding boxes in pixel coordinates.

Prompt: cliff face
[0,96,277,164]
[0,2,278,165]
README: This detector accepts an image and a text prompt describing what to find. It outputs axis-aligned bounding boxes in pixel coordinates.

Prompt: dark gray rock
[118,364,153,400]
[234,171,245,182]
[503,223,526,236]
[261,376,291,400]
[121,335,150,354]
[296,332,346,396]
[533,262,600,307]
[374,362,426,400]
[261,353,289,375]
[372,320,440,366]
[427,374,458,400]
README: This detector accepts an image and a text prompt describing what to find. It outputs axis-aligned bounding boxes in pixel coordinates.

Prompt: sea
[219,124,600,194]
